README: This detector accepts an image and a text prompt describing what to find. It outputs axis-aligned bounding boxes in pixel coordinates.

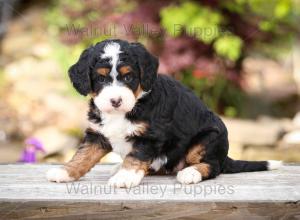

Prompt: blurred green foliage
[43,0,300,117]
[159,0,299,116]
[160,0,299,61]
[214,35,243,62]
[160,2,222,44]
[48,41,84,97]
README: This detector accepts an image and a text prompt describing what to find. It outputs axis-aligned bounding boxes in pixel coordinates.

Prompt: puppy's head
[68,39,158,113]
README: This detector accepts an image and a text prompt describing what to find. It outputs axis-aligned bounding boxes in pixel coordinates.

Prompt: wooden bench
[0,164,299,219]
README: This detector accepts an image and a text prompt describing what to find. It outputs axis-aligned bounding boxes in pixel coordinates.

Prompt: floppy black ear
[130,43,159,91]
[68,46,94,96]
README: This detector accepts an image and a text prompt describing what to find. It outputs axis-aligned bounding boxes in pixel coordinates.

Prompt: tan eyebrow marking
[96,67,110,76]
[119,66,132,76]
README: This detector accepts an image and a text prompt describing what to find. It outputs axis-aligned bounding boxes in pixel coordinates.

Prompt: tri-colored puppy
[47,39,282,188]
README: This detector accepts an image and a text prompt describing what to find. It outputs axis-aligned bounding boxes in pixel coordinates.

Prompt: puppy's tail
[222,157,282,173]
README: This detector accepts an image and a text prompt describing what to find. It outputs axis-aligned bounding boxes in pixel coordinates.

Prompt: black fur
[69,47,94,96]
[127,75,269,176]
[68,39,158,96]
[130,42,158,91]
[84,128,112,151]
[87,99,102,124]
[71,39,270,181]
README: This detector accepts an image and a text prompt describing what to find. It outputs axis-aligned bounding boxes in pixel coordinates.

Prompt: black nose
[110,97,122,108]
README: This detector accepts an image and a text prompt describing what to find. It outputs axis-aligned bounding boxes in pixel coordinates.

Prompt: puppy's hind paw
[177,166,202,184]
[46,168,75,183]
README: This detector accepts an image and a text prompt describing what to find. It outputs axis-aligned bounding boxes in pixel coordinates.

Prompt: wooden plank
[1,201,299,220]
[0,164,299,202]
[0,164,299,219]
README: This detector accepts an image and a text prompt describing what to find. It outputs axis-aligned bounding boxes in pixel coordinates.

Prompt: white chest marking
[150,156,168,171]
[89,113,143,159]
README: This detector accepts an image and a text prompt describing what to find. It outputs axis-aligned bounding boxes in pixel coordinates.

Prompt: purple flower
[19,137,46,163]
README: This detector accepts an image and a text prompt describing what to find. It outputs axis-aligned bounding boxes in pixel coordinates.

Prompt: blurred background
[0,0,300,164]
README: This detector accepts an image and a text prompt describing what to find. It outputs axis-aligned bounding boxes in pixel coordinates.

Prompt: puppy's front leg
[47,129,111,182]
[108,155,150,188]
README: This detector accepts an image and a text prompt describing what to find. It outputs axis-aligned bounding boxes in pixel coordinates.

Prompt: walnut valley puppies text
[66,182,235,198]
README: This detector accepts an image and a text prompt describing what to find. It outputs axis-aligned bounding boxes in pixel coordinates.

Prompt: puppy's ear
[130,43,159,91]
[68,46,94,96]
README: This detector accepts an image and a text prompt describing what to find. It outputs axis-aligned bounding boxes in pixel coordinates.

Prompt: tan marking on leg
[122,156,151,175]
[193,163,211,178]
[186,144,205,165]
[64,144,109,180]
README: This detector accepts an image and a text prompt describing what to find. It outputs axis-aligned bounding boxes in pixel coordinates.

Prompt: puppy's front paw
[46,168,75,183]
[108,168,144,188]
[177,166,202,184]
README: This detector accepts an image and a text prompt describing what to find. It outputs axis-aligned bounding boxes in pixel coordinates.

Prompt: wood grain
[0,164,299,219]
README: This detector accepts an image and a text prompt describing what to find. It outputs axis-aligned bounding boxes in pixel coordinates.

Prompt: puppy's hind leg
[177,133,224,184]
[177,161,219,184]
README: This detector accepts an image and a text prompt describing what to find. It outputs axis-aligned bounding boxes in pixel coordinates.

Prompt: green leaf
[259,20,275,31]
[275,0,291,18]
[213,35,243,61]
[160,1,222,43]
[224,106,238,117]
[160,3,196,37]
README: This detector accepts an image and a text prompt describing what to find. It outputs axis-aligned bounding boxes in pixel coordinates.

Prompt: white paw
[177,166,202,184]
[108,168,144,188]
[46,168,75,183]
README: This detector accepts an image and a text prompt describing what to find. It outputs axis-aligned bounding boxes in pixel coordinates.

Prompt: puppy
[47,39,282,188]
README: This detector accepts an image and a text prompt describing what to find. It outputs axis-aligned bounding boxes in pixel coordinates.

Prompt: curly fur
[47,39,282,187]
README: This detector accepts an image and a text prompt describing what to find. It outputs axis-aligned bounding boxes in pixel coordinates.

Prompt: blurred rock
[0,4,94,163]
[280,130,300,148]
[293,112,300,129]
[0,141,23,163]
[243,57,297,101]
[292,40,300,94]
[33,126,78,156]
[257,116,294,132]
[43,93,87,130]
[5,57,62,82]
[1,5,48,62]
[242,145,300,162]
[224,116,300,162]
[32,42,52,58]
[0,131,6,142]
[222,117,284,147]
[2,55,88,137]
[227,142,244,160]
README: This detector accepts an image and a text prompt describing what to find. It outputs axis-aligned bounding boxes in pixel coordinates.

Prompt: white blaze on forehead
[101,42,121,62]
[101,42,122,82]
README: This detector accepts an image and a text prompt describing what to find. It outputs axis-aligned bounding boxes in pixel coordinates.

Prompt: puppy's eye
[99,75,106,83]
[123,74,132,83]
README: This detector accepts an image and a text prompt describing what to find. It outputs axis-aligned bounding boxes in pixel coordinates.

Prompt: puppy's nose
[110,97,122,108]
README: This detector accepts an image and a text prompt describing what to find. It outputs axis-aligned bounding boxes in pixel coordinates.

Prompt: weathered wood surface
[0,164,299,219]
